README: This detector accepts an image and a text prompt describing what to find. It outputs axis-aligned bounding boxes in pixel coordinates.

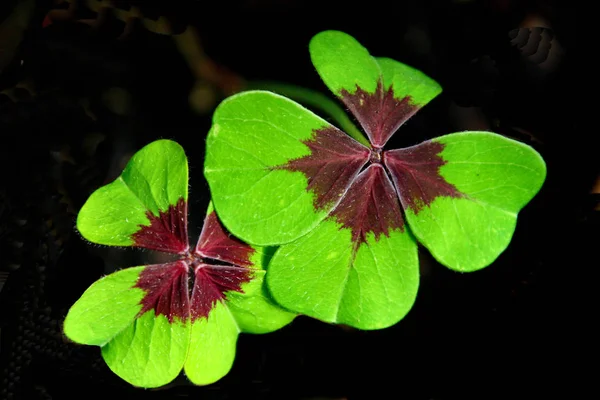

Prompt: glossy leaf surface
[77,139,189,253]
[386,132,547,271]
[268,165,419,329]
[309,30,442,147]
[205,91,369,245]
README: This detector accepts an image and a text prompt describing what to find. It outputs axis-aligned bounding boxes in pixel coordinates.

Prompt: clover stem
[246,80,371,147]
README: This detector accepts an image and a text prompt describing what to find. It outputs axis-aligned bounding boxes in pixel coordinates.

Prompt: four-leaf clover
[204,30,546,329]
[64,140,295,388]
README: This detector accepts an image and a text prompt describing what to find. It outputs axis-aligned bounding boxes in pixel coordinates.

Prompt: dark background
[0,0,588,399]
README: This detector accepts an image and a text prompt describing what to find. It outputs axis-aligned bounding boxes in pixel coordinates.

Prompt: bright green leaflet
[205,90,349,245]
[184,302,237,385]
[76,139,188,247]
[64,266,189,388]
[63,267,145,346]
[102,312,191,388]
[245,80,369,146]
[401,132,547,272]
[309,30,442,107]
[376,57,442,107]
[226,271,296,333]
[309,30,381,96]
[267,219,419,330]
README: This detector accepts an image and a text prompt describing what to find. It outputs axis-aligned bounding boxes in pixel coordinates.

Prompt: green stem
[245,81,371,147]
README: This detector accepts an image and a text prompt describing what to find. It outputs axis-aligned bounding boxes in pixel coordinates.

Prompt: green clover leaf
[64,139,295,388]
[204,31,546,330]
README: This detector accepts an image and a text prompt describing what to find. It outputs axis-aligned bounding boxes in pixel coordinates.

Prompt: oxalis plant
[63,140,295,388]
[64,30,546,388]
[204,30,546,329]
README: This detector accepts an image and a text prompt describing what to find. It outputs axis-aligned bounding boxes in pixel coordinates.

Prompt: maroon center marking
[194,211,255,267]
[134,211,255,323]
[384,141,463,214]
[132,197,189,254]
[340,81,419,148]
[330,164,404,245]
[274,126,369,211]
[135,261,190,323]
[190,264,253,322]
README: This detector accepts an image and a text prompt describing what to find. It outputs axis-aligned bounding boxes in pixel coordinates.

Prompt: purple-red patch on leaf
[330,164,404,245]
[384,141,463,214]
[190,264,253,321]
[275,126,369,210]
[135,261,190,323]
[133,210,255,323]
[132,198,189,254]
[340,81,419,148]
[195,211,255,267]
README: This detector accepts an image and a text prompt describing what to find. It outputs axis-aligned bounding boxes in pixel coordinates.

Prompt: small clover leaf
[204,31,546,330]
[64,140,295,388]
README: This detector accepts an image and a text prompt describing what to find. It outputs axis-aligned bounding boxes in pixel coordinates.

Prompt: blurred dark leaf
[0,0,34,73]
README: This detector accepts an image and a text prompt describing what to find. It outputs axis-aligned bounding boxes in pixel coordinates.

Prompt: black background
[0,1,587,399]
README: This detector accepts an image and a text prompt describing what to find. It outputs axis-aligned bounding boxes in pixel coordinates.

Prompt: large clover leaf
[204,31,546,330]
[64,139,295,388]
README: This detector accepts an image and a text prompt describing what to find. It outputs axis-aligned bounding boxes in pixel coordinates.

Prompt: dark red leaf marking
[274,126,369,211]
[340,81,419,148]
[132,198,189,254]
[135,261,190,323]
[330,164,404,245]
[195,211,255,267]
[384,141,463,214]
[132,209,256,323]
[190,264,253,321]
